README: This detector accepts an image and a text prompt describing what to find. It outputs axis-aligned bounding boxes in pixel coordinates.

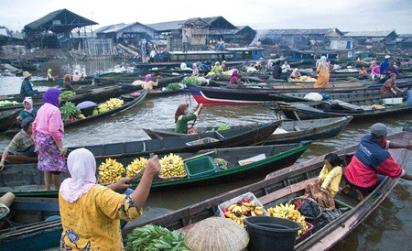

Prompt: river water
[1,60,412,250]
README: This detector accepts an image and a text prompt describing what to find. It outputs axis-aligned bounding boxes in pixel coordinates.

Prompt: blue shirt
[406,90,412,105]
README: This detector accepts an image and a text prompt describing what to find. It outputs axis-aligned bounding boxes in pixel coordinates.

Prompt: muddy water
[1,62,412,250]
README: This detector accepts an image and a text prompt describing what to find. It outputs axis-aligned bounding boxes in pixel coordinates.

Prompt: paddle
[189,103,204,129]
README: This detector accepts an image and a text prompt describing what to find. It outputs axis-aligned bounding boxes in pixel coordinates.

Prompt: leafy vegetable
[217,124,231,132]
[166,83,183,91]
[125,224,189,251]
[60,102,81,120]
[60,90,76,101]
[0,100,19,108]
[182,76,202,86]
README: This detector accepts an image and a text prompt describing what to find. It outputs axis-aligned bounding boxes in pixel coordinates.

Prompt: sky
[1,0,412,33]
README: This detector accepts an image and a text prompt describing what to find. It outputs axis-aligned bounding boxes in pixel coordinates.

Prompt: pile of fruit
[267,203,309,236]
[60,102,85,122]
[60,90,76,101]
[222,198,265,227]
[159,153,186,178]
[0,100,19,108]
[126,157,147,178]
[96,98,124,114]
[98,158,126,184]
[125,224,188,251]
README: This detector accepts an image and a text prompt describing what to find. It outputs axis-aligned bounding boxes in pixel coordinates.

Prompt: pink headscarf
[145,74,152,82]
[23,97,33,113]
[59,148,97,203]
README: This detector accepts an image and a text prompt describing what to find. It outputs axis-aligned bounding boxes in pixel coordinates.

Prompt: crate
[382,97,403,105]
[184,156,217,178]
[217,192,267,217]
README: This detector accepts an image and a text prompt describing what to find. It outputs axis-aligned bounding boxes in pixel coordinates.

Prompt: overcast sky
[1,0,412,33]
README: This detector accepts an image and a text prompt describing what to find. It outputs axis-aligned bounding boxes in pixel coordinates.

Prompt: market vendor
[20,71,39,100]
[314,56,330,88]
[175,103,203,134]
[47,68,55,81]
[63,74,75,90]
[17,97,37,122]
[0,117,35,171]
[229,69,241,85]
[59,148,160,250]
[211,61,223,75]
[380,73,403,96]
[290,68,301,79]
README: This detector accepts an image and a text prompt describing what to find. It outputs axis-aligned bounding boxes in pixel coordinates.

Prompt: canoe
[0,108,19,132]
[277,99,412,120]
[1,121,281,165]
[0,142,310,197]
[120,131,411,250]
[94,74,186,88]
[190,78,412,106]
[31,78,93,87]
[144,116,352,144]
[0,197,60,251]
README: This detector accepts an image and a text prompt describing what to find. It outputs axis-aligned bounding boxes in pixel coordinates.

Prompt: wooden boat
[1,121,281,165]
[2,132,409,250]
[277,98,412,120]
[0,197,60,251]
[0,142,310,197]
[31,78,93,87]
[144,116,352,144]
[120,131,411,250]
[94,74,185,88]
[190,78,412,106]
[0,108,19,132]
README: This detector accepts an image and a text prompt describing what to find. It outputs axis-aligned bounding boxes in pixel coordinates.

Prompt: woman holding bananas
[175,103,203,134]
[58,148,161,251]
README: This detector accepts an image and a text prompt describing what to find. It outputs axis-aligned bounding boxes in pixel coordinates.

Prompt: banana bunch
[126,157,147,178]
[267,203,308,236]
[97,103,109,114]
[105,98,124,110]
[159,154,185,177]
[222,198,265,227]
[98,158,126,184]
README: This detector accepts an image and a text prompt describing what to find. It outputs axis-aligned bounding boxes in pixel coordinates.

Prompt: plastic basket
[184,156,217,178]
[217,192,267,217]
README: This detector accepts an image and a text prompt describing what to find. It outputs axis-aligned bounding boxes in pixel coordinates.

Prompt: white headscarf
[318,56,328,69]
[59,148,97,203]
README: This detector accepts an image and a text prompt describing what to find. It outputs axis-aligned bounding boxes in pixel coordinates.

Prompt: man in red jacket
[344,123,412,199]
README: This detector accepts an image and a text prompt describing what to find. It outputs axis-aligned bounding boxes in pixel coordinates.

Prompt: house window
[346,41,352,49]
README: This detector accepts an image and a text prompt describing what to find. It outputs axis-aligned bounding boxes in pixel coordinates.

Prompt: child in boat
[175,103,203,134]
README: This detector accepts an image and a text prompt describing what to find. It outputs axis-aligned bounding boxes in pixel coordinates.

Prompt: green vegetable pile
[182,76,202,86]
[217,123,231,132]
[125,224,189,251]
[0,100,19,108]
[166,83,182,91]
[60,90,76,101]
[60,102,81,120]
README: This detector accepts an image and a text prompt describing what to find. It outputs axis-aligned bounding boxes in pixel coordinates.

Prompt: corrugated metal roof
[344,30,395,37]
[264,28,341,36]
[96,23,127,33]
[147,20,186,32]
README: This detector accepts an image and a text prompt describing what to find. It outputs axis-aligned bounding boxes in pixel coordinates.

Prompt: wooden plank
[259,178,316,204]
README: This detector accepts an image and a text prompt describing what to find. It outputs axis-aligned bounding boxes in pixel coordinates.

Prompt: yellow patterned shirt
[59,185,142,251]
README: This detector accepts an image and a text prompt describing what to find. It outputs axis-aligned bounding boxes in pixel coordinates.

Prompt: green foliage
[60,90,76,101]
[60,102,81,120]
[182,76,202,86]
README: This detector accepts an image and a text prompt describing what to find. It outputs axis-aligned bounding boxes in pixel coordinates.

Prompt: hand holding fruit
[144,155,161,178]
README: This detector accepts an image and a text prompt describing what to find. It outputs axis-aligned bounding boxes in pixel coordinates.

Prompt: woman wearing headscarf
[47,68,55,81]
[142,74,158,91]
[175,103,203,134]
[314,56,330,88]
[17,97,37,122]
[229,69,241,85]
[59,148,160,250]
[32,88,65,191]
[192,63,199,76]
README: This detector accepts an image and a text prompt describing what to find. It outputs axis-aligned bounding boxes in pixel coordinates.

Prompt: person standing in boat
[314,56,330,88]
[344,123,412,200]
[47,68,55,81]
[20,71,39,101]
[0,117,35,171]
[17,97,37,122]
[175,103,203,134]
[380,73,403,97]
[59,148,160,250]
[32,88,66,191]
[380,55,391,76]
[272,61,282,79]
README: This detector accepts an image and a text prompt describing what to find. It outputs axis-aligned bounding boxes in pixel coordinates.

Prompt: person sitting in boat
[380,73,403,97]
[175,103,203,134]
[0,117,35,171]
[211,61,223,75]
[72,71,81,82]
[358,66,368,79]
[192,63,199,76]
[380,55,391,76]
[20,71,39,101]
[229,69,241,85]
[138,74,158,91]
[370,62,381,80]
[343,123,412,200]
[17,97,37,122]
[272,61,282,79]
[281,61,291,73]
[221,60,227,71]
[314,56,330,88]
[47,68,55,81]
[290,68,301,79]
[58,148,160,250]
[63,74,75,90]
